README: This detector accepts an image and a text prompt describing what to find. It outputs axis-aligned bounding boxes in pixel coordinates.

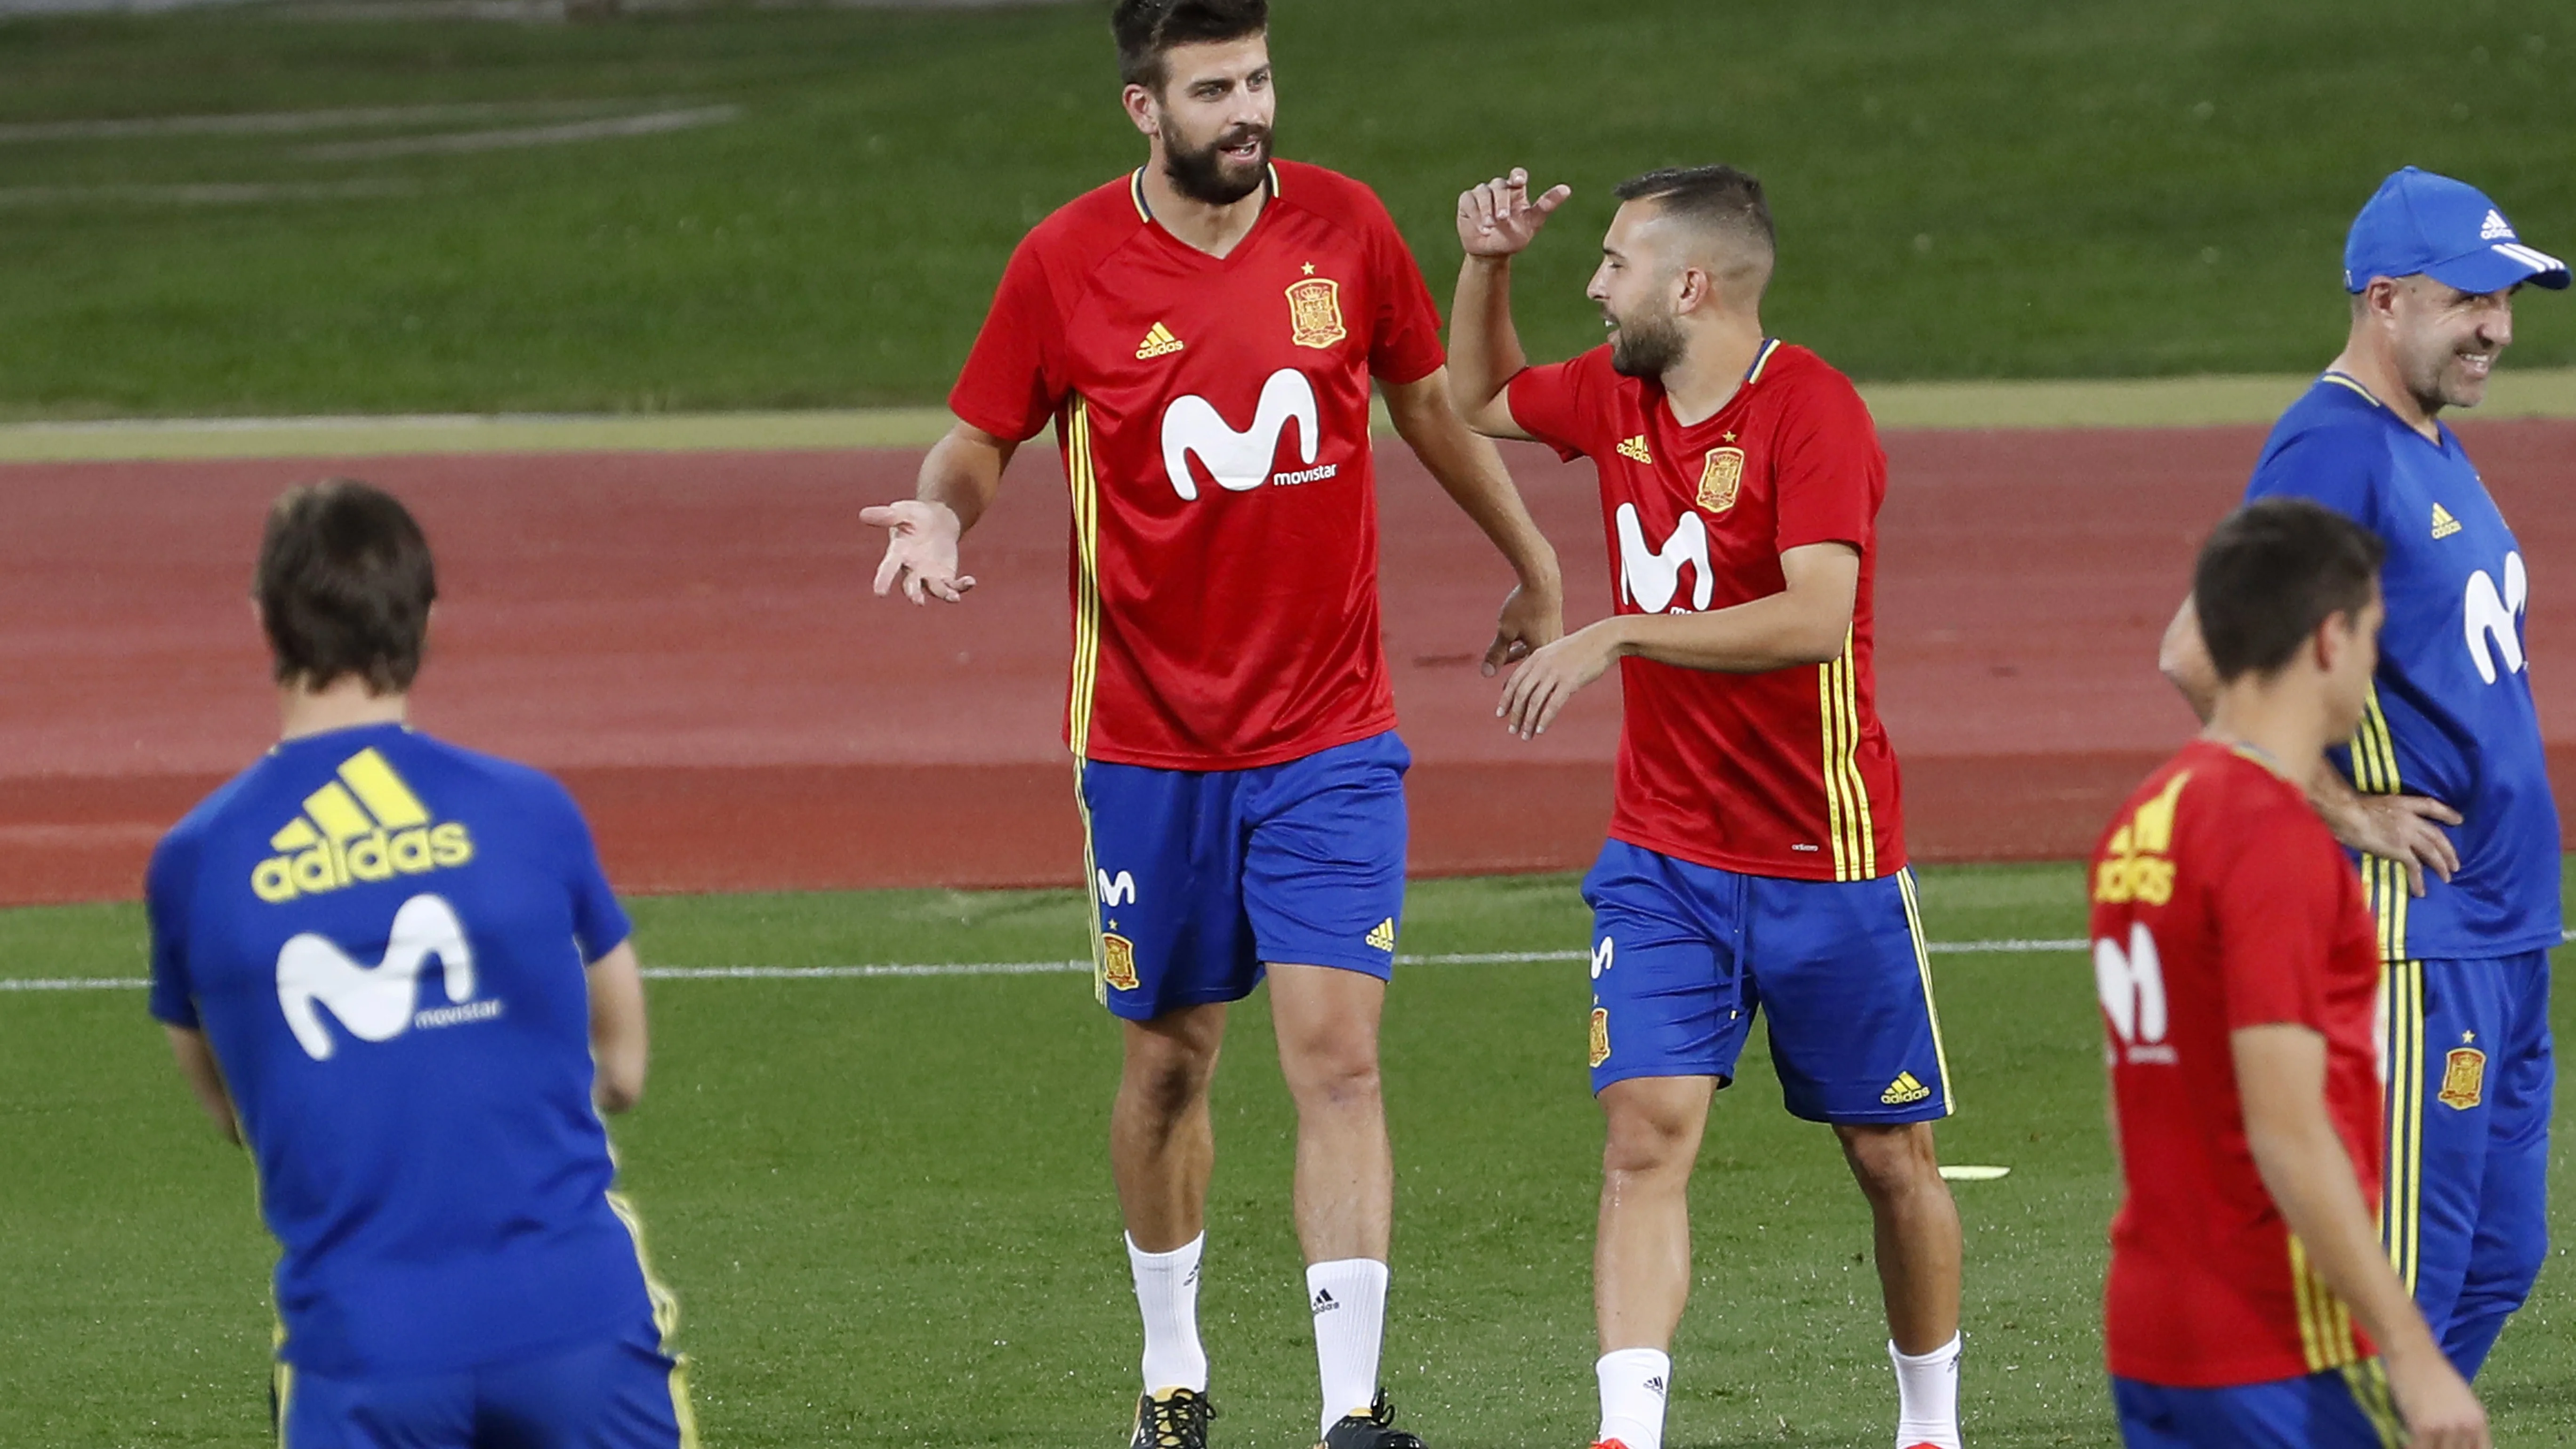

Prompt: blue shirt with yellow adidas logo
[2244,373,2563,961]
[145,722,657,1377]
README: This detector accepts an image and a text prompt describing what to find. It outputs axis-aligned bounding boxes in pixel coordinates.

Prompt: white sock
[1595,1347,1671,1449]
[1306,1257,1388,1433]
[1889,1334,1962,1449]
[1127,1233,1208,1395]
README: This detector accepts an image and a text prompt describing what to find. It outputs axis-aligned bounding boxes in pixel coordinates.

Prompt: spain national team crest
[1697,447,1745,514]
[1285,276,1346,350]
[1100,932,1141,992]
[2439,1046,2487,1110]
[1588,1006,1611,1068]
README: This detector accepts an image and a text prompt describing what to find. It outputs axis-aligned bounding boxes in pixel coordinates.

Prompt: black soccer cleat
[1130,1387,1217,1449]
[1316,1389,1425,1449]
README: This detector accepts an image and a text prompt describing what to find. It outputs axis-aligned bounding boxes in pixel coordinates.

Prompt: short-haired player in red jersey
[864,5,1563,1449]
[2092,498,2486,1447]
[1446,166,1965,1449]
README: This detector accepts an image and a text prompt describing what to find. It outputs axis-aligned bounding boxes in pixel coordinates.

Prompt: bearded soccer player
[146,481,694,1449]
[1445,166,1963,1449]
[2097,498,2485,1447]
[2160,168,2566,1379]
[863,5,1562,1447]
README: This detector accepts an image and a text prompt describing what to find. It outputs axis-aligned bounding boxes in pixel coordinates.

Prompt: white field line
[297,105,740,161]
[0,180,417,206]
[0,99,661,144]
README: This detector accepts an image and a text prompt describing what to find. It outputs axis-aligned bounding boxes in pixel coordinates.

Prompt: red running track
[6,423,2574,905]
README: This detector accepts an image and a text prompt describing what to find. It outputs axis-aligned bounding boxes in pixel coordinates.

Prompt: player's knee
[1120,1030,1221,1120]
[1279,1039,1382,1113]
[1835,1122,1940,1200]
[1601,1099,1699,1177]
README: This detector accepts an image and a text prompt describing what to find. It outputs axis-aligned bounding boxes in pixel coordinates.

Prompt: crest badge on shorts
[1697,447,1746,514]
[2439,1046,2487,1110]
[1100,932,1141,992]
[1588,1007,1611,1068]
[1286,277,1347,349]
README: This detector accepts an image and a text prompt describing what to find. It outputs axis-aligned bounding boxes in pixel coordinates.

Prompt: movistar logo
[277,893,492,1061]
[1614,503,1713,613]
[251,748,474,903]
[1160,368,1320,500]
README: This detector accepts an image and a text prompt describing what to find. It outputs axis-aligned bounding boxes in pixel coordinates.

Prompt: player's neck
[1661,317,1766,427]
[280,677,410,741]
[1137,154,1266,259]
[2327,338,2441,442]
[2203,684,2331,785]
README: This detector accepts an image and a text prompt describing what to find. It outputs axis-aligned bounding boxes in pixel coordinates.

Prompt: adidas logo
[1311,1288,1339,1314]
[1365,918,1397,952]
[1642,1376,1667,1398]
[1616,435,1653,464]
[251,748,475,904]
[1881,1071,1932,1106]
[1136,322,1186,359]
[2431,503,2463,540]
[2481,208,2515,242]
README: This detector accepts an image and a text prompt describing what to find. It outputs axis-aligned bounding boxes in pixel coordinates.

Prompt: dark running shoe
[1317,1389,1425,1449]
[1130,1387,1217,1449]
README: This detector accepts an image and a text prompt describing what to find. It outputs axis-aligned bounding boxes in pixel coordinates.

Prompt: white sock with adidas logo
[1595,1346,1670,1449]
[1127,1232,1208,1395]
[1890,1333,1962,1449]
[1307,1257,1387,1434]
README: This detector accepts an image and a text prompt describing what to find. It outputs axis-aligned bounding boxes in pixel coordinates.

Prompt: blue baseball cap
[2343,166,2568,294]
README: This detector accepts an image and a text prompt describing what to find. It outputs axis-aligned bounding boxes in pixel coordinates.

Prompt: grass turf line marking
[297,105,742,161]
[0,99,664,144]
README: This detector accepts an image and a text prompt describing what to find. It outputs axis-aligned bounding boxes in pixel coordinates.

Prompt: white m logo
[1590,937,1614,981]
[2093,922,2171,1061]
[1096,869,1138,908]
[1160,368,1319,500]
[1615,504,1712,613]
[276,894,474,1061]
[2464,551,2529,685]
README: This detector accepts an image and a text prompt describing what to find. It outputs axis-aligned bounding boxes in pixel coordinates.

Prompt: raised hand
[1457,167,1571,258]
[861,499,976,604]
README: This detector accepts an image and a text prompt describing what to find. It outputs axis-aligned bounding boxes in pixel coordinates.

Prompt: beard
[1159,117,1272,206]
[1607,301,1687,378]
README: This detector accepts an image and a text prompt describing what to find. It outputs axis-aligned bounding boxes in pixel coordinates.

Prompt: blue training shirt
[146,722,659,1377]
[2244,373,2563,962]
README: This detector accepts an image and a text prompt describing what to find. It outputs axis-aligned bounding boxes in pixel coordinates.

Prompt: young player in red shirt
[2093,499,2485,1447]
[1445,166,1964,1449]
[865,6,1562,1448]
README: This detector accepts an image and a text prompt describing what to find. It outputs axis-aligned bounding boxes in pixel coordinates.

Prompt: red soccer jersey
[1507,341,1903,881]
[948,161,1446,769]
[2091,740,2386,1387]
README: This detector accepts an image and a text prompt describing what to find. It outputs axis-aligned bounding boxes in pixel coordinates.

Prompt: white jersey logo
[1160,368,1320,500]
[2463,550,2529,685]
[1095,869,1138,908]
[2093,922,2174,1065]
[1615,503,1713,613]
[276,893,481,1061]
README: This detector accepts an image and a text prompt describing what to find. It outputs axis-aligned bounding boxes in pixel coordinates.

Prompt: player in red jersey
[2090,498,2484,1447]
[1446,166,1963,1449]
[864,6,1562,1449]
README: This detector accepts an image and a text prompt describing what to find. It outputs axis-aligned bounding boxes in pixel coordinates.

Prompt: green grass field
[2,0,2573,418]
[5,864,2572,1447]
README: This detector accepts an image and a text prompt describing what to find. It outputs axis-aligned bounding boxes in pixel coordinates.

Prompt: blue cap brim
[2423,242,2573,294]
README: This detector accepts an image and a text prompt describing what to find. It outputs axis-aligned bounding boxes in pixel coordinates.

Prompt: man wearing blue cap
[2162,165,2568,1385]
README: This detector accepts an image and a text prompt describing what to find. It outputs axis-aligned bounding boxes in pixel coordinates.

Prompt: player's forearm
[586,941,650,1114]
[913,425,1010,535]
[1448,255,1528,423]
[2157,595,2220,724]
[1392,378,1562,591]
[164,1025,242,1145]
[1603,592,1848,674]
[2245,1107,2446,1368]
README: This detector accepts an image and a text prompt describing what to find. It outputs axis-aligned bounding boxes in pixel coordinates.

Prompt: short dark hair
[1112,0,1267,90]
[2193,497,2385,682]
[254,479,437,695]
[1614,164,1775,253]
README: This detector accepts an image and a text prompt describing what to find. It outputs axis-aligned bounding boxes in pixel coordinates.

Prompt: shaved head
[1614,164,1775,302]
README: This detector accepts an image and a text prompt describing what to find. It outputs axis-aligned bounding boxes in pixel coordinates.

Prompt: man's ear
[1673,264,1714,316]
[1122,82,1158,138]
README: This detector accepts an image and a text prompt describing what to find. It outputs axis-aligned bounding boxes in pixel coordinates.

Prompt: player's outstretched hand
[1458,167,1571,258]
[2325,791,2463,898]
[1482,579,1566,676]
[861,499,976,604]
[2386,1345,2488,1449]
[1498,622,1618,739]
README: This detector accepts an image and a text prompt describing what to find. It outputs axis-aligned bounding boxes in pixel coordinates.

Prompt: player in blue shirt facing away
[147,480,698,1448]
[2161,167,2568,1381]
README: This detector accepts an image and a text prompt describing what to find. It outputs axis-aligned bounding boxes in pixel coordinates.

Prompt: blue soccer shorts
[279,1327,695,1449]
[2383,950,2555,1378]
[1077,730,1409,1022]
[2111,1365,2404,1448]
[1580,839,1951,1122]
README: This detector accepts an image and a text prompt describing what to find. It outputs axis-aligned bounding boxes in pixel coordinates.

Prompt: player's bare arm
[2162,590,2460,894]
[1499,541,1856,738]
[2234,1023,2489,1448]
[863,420,1018,604]
[1447,166,1570,440]
[163,1024,241,1144]
[587,939,649,1114]
[1380,366,1564,674]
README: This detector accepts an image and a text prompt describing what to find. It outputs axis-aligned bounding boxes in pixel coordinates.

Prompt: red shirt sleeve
[1506,355,1596,461]
[1772,370,1885,553]
[947,235,1064,443]
[1363,196,1446,386]
[2214,808,2345,1031]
